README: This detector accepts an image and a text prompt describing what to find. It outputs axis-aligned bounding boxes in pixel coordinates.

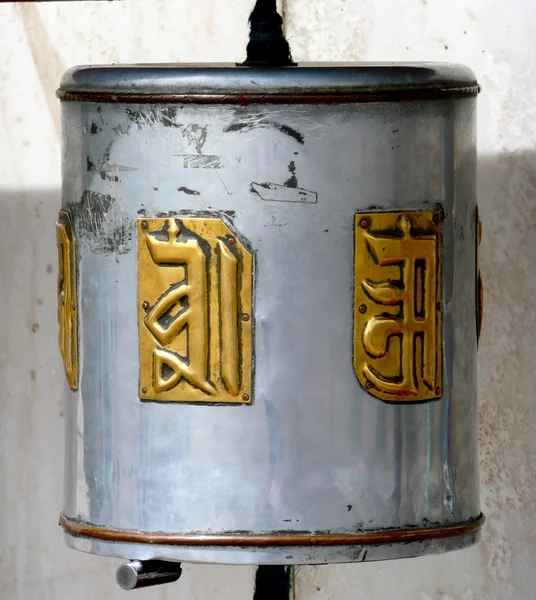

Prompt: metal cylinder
[116,560,182,590]
[57,63,482,566]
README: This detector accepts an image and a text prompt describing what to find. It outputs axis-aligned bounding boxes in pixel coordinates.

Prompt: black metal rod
[116,560,183,590]
[243,0,296,67]
[253,565,293,600]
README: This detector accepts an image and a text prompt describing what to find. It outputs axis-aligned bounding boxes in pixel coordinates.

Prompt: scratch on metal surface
[178,155,222,169]
[100,163,139,173]
[218,175,232,195]
[177,186,201,195]
[69,190,134,255]
[182,124,208,154]
[250,182,317,204]
[224,110,305,145]
[126,106,182,129]
[86,141,138,181]
[112,123,131,136]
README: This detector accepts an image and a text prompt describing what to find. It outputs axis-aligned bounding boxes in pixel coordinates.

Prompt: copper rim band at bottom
[60,513,484,548]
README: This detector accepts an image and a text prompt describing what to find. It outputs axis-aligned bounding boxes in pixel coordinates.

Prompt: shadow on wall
[0,188,61,353]
[475,150,536,596]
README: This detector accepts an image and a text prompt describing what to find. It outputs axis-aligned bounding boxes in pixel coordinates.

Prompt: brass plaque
[56,211,78,390]
[354,211,442,402]
[138,216,253,403]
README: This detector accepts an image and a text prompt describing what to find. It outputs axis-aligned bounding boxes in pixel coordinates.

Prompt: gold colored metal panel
[138,216,253,403]
[56,211,78,390]
[354,211,442,402]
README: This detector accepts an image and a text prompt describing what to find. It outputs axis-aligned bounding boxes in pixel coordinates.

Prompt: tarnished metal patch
[56,211,78,390]
[138,216,253,404]
[354,211,442,403]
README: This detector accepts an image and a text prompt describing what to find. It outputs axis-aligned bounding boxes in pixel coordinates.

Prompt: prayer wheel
[56,60,482,578]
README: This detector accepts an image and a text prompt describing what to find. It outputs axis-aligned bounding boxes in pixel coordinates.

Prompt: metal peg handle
[116,560,182,590]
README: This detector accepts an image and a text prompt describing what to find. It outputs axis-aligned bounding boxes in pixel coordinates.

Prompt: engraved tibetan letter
[56,211,78,390]
[144,220,213,395]
[138,216,253,403]
[354,211,442,402]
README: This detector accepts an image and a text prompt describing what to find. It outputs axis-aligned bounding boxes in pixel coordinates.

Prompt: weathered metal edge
[60,513,484,547]
[56,86,481,105]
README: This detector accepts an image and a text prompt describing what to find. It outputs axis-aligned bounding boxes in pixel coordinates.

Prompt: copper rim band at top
[56,86,481,105]
[60,512,484,548]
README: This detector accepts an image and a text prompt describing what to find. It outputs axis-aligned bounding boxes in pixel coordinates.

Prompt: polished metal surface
[73,530,481,566]
[58,62,478,97]
[116,560,182,590]
[59,66,480,565]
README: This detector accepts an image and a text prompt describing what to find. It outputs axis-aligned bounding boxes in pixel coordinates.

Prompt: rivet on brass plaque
[138,216,253,403]
[354,211,442,402]
[56,211,78,390]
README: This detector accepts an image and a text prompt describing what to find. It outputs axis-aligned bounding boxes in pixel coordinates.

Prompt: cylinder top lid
[58,63,479,104]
